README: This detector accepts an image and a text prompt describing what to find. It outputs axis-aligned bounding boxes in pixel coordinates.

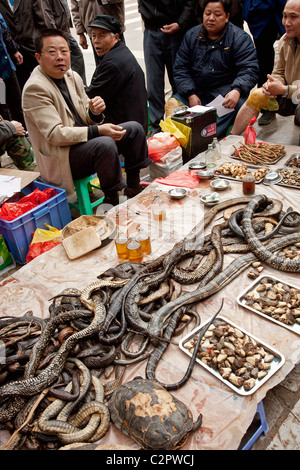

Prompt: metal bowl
[200,193,220,206]
[210,179,230,190]
[263,171,282,185]
[196,169,215,180]
[168,188,188,199]
[189,161,206,170]
[172,105,188,117]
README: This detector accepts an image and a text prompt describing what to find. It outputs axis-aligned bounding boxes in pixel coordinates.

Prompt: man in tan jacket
[231,0,300,135]
[22,28,150,205]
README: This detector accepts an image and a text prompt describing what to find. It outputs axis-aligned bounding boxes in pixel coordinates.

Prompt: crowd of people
[0,0,299,205]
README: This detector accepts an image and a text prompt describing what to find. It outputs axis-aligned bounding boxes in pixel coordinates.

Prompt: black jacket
[85,41,148,133]
[137,0,197,31]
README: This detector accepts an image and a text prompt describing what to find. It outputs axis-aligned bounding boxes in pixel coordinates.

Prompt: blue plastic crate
[0,180,72,264]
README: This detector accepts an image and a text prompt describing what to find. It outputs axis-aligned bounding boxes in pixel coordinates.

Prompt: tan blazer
[22,66,96,195]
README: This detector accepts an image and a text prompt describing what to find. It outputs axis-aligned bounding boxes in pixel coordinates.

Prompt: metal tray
[214,161,269,184]
[179,315,285,396]
[275,167,300,190]
[231,142,286,165]
[237,275,300,336]
[284,153,300,168]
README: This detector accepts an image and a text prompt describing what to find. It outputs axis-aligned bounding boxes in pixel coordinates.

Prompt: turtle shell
[109,378,199,450]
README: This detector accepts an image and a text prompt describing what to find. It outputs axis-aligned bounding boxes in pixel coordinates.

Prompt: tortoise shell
[109,378,202,450]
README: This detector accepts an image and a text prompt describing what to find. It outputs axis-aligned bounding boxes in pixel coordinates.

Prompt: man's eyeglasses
[40,49,70,57]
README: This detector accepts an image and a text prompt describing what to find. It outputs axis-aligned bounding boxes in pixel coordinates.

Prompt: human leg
[68,36,87,86]
[3,72,25,128]
[164,32,184,95]
[144,29,166,134]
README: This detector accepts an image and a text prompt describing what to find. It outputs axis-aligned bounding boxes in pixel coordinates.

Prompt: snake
[146,233,300,344]
[242,195,300,272]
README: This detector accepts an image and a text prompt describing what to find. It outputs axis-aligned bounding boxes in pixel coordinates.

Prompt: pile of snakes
[0,195,300,450]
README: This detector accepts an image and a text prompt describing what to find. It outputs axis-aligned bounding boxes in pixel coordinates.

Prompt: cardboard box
[171,108,217,163]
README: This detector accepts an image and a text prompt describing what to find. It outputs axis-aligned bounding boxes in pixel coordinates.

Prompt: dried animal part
[183,319,278,392]
[233,143,285,165]
[109,378,202,450]
[277,168,300,187]
[243,276,300,326]
[215,162,268,181]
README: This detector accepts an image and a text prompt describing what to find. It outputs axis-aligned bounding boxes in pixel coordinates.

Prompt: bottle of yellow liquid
[115,231,128,259]
[152,194,166,221]
[136,227,151,255]
[126,238,143,263]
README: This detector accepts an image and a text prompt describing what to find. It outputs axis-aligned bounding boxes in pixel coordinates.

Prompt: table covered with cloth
[0,135,299,450]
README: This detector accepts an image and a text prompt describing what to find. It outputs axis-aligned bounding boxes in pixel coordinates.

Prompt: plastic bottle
[136,227,152,255]
[126,238,143,263]
[212,137,221,160]
[152,194,167,221]
[242,169,255,195]
[204,143,216,168]
[115,231,128,258]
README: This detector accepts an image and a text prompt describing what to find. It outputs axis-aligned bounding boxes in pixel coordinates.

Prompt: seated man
[231,0,300,135]
[172,0,259,138]
[22,29,151,206]
[0,115,35,170]
[85,15,148,134]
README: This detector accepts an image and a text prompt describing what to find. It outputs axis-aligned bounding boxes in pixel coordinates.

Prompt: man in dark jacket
[0,0,46,90]
[173,0,259,138]
[138,0,197,135]
[85,15,148,133]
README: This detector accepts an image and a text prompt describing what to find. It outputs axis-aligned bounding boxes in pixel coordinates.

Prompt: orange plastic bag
[148,132,180,162]
[244,116,257,144]
[154,170,200,189]
[0,188,56,221]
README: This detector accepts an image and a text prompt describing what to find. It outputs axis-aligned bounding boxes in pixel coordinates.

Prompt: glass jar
[136,227,152,255]
[212,137,221,160]
[204,143,217,167]
[126,239,143,263]
[115,231,128,259]
[152,194,167,221]
[242,169,255,195]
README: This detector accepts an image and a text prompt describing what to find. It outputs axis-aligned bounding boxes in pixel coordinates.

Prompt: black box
[171,108,217,163]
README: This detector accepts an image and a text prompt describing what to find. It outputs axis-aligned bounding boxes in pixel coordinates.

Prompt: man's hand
[79,33,88,50]
[262,74,286,98]
[13,51,23,65]
[188,94,201,107]
[11,120,26,136]
[223,89,240,108]
[98,123,126,141]
[89,96,106,114]
[161,23,181,34]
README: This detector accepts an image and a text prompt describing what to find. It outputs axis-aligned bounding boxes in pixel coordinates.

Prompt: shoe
[103,192,120,207]
[258,110,276,126]
[124,186,144,199]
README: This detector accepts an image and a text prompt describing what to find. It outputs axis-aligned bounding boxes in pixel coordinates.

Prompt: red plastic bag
[244,116,257,144]
[26,240,61,263]
[154,170,200,189]
[0,188,56,221]
[148,133,180,162]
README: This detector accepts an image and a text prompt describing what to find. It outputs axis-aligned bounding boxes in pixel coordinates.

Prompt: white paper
[187,105,214,113]
[206,94,235,117]
[0,175,21,197]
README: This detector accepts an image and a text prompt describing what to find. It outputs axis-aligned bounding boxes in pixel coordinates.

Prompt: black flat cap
[88,14,121,34]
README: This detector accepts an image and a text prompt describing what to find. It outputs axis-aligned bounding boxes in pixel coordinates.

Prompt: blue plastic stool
[69,175,104,216]
[242,401,269,450]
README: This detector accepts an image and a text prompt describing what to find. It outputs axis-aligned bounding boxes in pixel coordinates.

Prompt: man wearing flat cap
[85,15,148,134]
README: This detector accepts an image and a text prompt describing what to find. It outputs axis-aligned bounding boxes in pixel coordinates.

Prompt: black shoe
[258,110,276,126]
[124,186,144,199]
[103,192,120,207]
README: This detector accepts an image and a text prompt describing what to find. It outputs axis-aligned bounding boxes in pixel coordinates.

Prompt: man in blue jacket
[173,0,259,138]
[138,0,197,136]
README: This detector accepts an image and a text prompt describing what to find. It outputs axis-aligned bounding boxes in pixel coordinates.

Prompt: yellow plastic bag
[159,117,191,148]
[31,224,62,244]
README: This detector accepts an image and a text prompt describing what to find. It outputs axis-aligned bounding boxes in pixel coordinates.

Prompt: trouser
[68,36,87,86]
[15,48,39,91]
[0,135,34,170]
[253,16,283,87]
[277,96,300,126]
[3,72,25,128]
[143,29,184,133]
[69,121,151,195]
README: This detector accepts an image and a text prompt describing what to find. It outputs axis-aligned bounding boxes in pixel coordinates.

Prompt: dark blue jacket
[173,22,259,103]
[242,0,286,39]
[0,13,18,80]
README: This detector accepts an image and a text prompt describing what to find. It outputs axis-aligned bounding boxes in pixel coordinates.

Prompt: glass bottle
[136,226,152,255]
[152,194,167,221]
[204,143,216,167]
[115,230,128,259]
[126,238,143,263]
[242,169,255,195]
[212,137,221,160]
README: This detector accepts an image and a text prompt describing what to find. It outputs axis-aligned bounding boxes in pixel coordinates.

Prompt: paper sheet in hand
[206,94,235,117]
[0,175,21,197]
